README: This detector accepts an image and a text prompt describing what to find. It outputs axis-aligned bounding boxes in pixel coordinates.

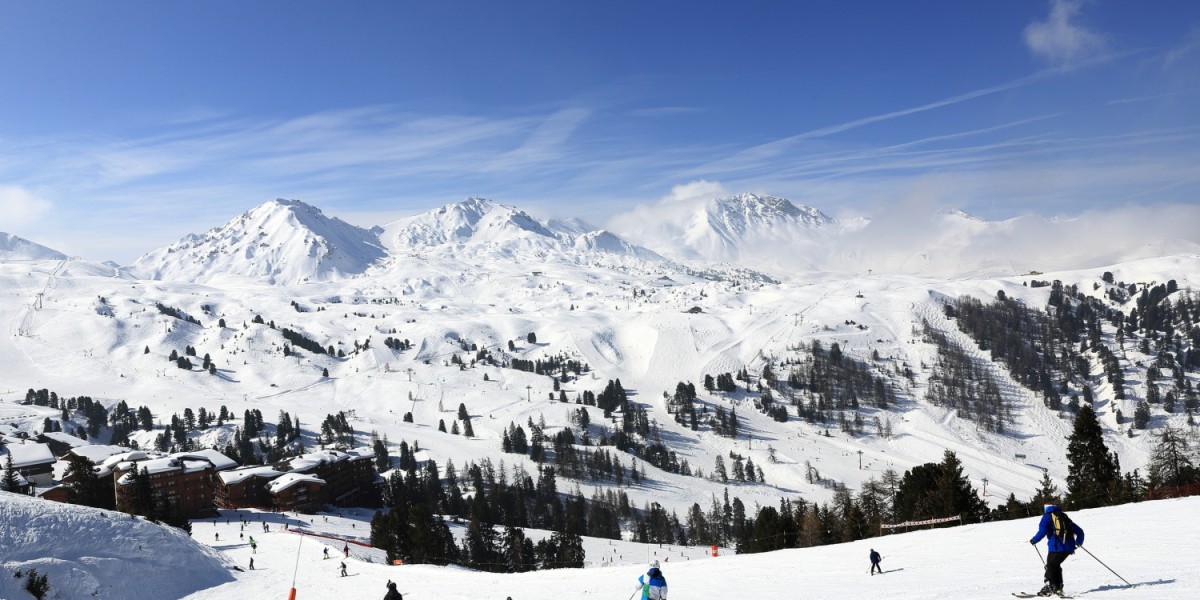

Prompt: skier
[869,549,882,575]
[637,560,668,600]
[383,580,403,600]
[323,547,330,559]
[1030,503,1085,597]
[344,543,350,558]
[215,532,220,542]
[248,557,255,570]
[250,541,257,554]
[340,561,348,577]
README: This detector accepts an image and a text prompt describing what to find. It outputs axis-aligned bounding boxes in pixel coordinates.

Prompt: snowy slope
[1,195,1199,543]
[0,492,235,600]
[129,199,386,284]
[3,247,1197,522]
[5,490,1194,600]
[174,497,1199,600]
[0,232,68,261]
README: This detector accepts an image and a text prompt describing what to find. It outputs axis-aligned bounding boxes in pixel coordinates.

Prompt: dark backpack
[1048,509,1075,544]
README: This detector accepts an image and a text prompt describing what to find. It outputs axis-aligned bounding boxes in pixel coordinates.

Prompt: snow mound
[0,492,234,600]
[0,232,68,261]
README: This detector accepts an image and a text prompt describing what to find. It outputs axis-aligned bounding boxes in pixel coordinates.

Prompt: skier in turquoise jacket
[638,560,668,600]
[1029,504,1085,597]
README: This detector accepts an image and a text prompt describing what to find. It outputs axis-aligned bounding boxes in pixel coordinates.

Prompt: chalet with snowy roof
[0,436,56,485]
[36,431,91,458]
[112,449,236,518]
[38,484,70,504]
[286,447,379,507]
[265,472,325,513]
[215,466,285,509]
[52,444,132,486]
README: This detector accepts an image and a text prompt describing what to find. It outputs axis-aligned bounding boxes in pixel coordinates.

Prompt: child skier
[1030,503,1085,597]
[637,560,668,600]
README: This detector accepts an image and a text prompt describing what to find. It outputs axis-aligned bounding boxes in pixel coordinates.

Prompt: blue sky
[1,0,1198,262]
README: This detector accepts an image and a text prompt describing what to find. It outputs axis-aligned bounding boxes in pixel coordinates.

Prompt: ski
[1012,594,1076,599]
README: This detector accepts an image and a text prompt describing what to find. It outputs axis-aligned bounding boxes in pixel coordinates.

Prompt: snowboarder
[383,580,402,600]
[637,560,668,600]
[1030,503,1085,597]
[869,549,882,575]
[340,561,348,577]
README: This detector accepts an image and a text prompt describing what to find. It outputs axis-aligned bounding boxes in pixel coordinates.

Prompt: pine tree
[1066,404,1120,509]
[63,454,112,509]
[713,455,728,483]
[2,453,22,492]
[1147,426,1199,489]
[1030,470,1061,507]
[932,451,988,520]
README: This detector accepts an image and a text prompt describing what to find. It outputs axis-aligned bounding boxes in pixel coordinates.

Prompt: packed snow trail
[179,498,1199,600]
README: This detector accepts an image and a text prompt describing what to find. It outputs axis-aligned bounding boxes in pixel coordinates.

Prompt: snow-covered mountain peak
[378,197,663,266]
[128,198,385,285]
[711,193,833,229]
[383,197,557,250]
[666,193,833,262]
[938,207,986,222]
[0,232,68,261]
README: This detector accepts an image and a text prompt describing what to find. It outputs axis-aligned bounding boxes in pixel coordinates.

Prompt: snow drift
[0,492,235,600]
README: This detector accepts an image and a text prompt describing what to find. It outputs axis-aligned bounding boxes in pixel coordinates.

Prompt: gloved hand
[1029,540,1036,545]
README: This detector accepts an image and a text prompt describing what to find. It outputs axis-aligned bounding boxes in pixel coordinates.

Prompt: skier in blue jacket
[638,560,668,600]
[1029,504,1085,597]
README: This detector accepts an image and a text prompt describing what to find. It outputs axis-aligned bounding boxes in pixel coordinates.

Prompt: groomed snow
[175,497,1198,600]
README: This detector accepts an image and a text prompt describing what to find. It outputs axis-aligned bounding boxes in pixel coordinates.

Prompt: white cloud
[661,180,728,205]
[0,186,52,231]
[1024,0,1105,66]
[606,180,730,255]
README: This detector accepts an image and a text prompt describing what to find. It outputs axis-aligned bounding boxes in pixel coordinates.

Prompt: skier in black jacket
[383,580,402,600]
[869,549,883,575]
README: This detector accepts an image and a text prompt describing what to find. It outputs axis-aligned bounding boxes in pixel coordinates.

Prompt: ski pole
[1079,547,1133,587]
[1031,543,1045,566]
[626,583,642,600]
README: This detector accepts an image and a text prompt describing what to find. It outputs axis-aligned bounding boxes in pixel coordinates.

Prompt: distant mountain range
[6,193,1198,284]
